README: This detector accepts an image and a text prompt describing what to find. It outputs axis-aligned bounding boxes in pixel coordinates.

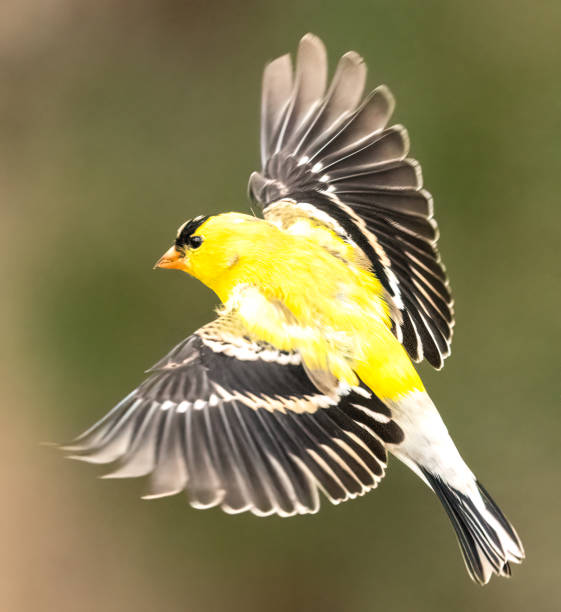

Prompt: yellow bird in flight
[64,34,524,584]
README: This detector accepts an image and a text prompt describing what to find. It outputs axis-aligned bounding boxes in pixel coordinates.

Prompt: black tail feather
[421,469,523,584]
[476,480,523,549]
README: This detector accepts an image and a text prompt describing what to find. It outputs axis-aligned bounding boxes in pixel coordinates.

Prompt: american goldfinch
[64,34,524,584]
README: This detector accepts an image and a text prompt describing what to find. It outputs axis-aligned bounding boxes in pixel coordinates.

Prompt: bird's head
[155,212,273,298]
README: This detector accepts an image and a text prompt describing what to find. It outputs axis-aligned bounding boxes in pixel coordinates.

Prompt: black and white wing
[63,319,404,517]
[249,34,454,369]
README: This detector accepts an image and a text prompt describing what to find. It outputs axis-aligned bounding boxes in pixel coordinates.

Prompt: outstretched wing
[249,34,454,369]
[64,318,404,517]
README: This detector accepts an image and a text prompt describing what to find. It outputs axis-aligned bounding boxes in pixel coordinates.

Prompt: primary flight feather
[63,33,524,584]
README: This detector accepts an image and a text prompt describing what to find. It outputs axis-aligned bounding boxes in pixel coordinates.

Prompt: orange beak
[154,245,185,270]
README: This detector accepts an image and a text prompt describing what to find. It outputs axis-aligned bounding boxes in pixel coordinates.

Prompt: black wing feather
[249,34,454,369]
[64,327,402,517]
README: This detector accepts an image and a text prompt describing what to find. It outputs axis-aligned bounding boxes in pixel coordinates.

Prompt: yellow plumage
[181,212,424,400]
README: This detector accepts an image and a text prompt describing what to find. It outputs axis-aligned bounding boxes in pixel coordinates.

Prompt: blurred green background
[2,1,560,611]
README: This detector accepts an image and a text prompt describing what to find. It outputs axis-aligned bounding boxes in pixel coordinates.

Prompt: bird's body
[196,212,420,399]
[64,34,524,585]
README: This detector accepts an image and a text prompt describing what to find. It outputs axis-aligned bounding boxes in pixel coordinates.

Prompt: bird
[63,33,524,584]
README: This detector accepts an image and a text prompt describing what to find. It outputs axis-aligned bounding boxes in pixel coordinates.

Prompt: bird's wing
[248,33,454,369]
[64,317,404,517]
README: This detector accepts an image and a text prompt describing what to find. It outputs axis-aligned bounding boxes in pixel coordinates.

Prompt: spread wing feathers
[249,33,454,369]
[63,326,404,517]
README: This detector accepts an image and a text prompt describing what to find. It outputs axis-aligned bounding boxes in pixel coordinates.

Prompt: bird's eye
[189,235,203,249]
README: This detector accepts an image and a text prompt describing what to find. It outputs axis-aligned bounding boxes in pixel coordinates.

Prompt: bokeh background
[2,1,560,611]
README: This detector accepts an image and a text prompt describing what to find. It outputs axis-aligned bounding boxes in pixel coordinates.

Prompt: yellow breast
[190,213,424,401]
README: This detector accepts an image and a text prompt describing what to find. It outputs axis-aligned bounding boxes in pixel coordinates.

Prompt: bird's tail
[386,390,524,584]
[420,469,525,584]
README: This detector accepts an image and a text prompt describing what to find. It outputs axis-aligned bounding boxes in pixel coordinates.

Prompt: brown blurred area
[2,1,560,611]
